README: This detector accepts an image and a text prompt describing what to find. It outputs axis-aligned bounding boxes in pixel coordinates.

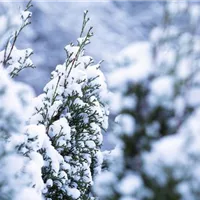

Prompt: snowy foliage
[0,2,110,200]
[0,65,42,200]
[19,11,109,200]
[94,2,200,200]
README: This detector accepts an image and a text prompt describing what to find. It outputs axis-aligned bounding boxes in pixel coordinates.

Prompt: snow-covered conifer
[25,11,109,200]
[94,2,200,200]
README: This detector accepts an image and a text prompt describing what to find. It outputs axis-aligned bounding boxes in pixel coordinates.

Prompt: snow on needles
[28,31,109,199]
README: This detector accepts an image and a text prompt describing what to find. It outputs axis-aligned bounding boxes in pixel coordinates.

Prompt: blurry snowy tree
[0,66,42,200]
[0,2,42,199]
[94,2,200,200]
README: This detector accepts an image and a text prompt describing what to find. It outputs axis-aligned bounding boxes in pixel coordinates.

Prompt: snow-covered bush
[94,2,200,200]
[20,10,109,200]
[0,65,42,200]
